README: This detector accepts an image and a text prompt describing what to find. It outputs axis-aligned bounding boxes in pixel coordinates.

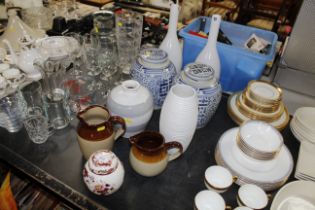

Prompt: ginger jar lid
[181,63,218,89]
[140,48,168,64]
[88,150,119,175]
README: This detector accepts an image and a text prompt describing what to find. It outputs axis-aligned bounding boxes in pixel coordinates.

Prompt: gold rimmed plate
[227,93,290,131]
[247,80,282,104]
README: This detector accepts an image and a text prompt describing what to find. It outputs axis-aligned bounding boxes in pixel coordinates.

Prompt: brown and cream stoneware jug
[77,105,126,159]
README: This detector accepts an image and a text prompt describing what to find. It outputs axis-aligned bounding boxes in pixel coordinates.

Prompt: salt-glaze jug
[76,105,126,159]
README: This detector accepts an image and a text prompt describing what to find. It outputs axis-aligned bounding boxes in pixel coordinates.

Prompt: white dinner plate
[216,128,293,186]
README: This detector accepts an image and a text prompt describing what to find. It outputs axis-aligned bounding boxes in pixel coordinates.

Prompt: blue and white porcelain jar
[131,48,177,109]
[175,63,222,128]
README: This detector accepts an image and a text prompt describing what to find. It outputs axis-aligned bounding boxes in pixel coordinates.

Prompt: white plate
[248,81,281,101]
[295,107,315,132]
[228,93,289,130]
[290,118,315,143]
[271,180,315,210]
[216,128,293,184]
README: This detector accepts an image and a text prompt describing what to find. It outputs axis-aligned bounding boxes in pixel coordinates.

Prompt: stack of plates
[227,80,289,131]
[215,127,293,191]
[290,107,315,181]
[290,107,315,143]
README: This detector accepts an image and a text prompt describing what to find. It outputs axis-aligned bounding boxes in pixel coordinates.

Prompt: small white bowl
[234,207,253,210]
[239,120,283,154]
[237,184,268,209]
[194,190,226,210]
[204,165,234,193]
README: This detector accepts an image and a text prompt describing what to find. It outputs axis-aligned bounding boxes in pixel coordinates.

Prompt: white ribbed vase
[159,84,198,152]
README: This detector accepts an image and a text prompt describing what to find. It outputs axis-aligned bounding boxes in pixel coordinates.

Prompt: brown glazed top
[130,131,167,163]
[77,105,114,141]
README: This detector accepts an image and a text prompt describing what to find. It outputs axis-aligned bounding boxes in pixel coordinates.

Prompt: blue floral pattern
[131,59,177,109]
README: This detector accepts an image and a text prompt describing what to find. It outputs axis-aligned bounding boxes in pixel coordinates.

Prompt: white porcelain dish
[215,128,293,191]
[290,118,315,143]
[271,180,315,210]
[295,107,315,132]
[237,184,268,209]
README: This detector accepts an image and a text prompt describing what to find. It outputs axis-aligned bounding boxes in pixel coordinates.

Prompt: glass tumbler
[115,10,143,77]
[22,81,54,144]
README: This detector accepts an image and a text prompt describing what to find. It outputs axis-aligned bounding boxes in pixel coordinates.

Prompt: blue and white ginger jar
[131,48,177,109]
[175,63,222,128]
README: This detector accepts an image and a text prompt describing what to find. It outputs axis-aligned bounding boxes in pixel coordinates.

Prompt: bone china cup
[129,131,183,177]
[204,165,234,193]
[194,190,226,210]
[77,105,126,159]
[237,184,268,209]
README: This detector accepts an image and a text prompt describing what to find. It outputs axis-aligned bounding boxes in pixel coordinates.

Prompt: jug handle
[165,141,183,161]
[110,116,126,140]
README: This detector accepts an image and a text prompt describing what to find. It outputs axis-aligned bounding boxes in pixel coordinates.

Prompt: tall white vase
[159,2,183,73]
[195,15,221,80]
[159,84,198,152]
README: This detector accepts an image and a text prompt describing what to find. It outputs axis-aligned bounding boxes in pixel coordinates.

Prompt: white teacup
[204,165,235,193]
[2,68,25,88]
[0,63,10,73]
[194,190,226,210]
[237,184,268,209]
[234,207,253,210]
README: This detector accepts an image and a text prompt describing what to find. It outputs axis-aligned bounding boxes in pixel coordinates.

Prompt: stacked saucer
[290,107,315,181]
[215,120,293,191]
[227,80,289,131]
[290,107,315,143]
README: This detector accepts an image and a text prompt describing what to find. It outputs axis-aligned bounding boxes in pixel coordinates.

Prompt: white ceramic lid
[194,190,225,210]
[217,128,293,184]
[238,184,268,209]
[109,80,152,106]
[180,63,218,89]
[205,165,233,189]
[239,120,283,153]
[88,150,119,175]
[140,48,168,64]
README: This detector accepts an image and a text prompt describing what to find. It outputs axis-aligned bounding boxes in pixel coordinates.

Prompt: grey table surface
[0,95,300,210]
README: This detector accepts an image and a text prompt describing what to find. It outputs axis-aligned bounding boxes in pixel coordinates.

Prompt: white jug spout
[2,39,18,64]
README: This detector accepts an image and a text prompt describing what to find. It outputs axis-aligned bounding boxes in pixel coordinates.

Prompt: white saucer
[216,128,293,188]
[228,93,289,130]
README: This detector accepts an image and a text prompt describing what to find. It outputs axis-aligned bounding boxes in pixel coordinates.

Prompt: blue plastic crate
[179,17,278,92]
